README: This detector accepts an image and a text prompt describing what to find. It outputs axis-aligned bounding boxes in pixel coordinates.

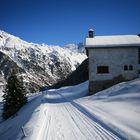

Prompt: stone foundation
[89,75,136,95]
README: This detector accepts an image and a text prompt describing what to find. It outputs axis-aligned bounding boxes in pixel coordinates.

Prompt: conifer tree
[3,69,27,119]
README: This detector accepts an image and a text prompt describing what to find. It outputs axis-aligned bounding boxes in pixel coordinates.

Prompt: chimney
[88,29,94,38]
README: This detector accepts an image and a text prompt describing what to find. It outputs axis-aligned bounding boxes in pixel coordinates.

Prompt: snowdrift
[0,79,140,140]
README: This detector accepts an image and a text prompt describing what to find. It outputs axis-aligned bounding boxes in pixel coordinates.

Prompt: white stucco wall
[88,47,139,81]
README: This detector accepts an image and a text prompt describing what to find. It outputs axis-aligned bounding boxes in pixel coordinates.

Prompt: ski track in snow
[37,92,123,140]
[1,80,140,140]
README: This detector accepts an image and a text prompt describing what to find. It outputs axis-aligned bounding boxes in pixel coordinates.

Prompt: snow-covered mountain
[0,31,87,92]
[64,43,85,53]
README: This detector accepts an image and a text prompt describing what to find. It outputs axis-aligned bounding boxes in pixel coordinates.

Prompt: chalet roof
[85,35,140,48]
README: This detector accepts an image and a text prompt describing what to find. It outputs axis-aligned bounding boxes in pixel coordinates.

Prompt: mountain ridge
[0,30,87,93]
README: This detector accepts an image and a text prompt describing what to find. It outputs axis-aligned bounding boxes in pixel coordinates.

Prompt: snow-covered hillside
[0,79,140,140]
[0,76,5,122]
[0,31,87,92]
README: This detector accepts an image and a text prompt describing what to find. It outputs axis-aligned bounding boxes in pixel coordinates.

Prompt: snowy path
[37,92,123,140]
[0,80,140,140]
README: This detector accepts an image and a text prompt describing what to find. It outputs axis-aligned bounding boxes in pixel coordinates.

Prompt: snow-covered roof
[85,35,140,48]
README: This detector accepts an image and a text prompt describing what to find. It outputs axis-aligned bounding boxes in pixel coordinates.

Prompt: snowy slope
[0,76,5,122]
[0,31,87,92]
[0,79,140,140]
[0,86,4,123]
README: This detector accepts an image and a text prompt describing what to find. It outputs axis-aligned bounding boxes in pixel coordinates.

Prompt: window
[97,66,109,74]
[129,65,133,71]
[124,65,128,71]
[124,65,133,71]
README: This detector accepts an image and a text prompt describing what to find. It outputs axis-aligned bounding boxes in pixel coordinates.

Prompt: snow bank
[0,92,42,139]
[47,81,89,101]
[77,78,140,139]
[0,79,140,140]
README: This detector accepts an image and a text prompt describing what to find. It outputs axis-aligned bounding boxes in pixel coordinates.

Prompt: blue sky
[0,0,140,46]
